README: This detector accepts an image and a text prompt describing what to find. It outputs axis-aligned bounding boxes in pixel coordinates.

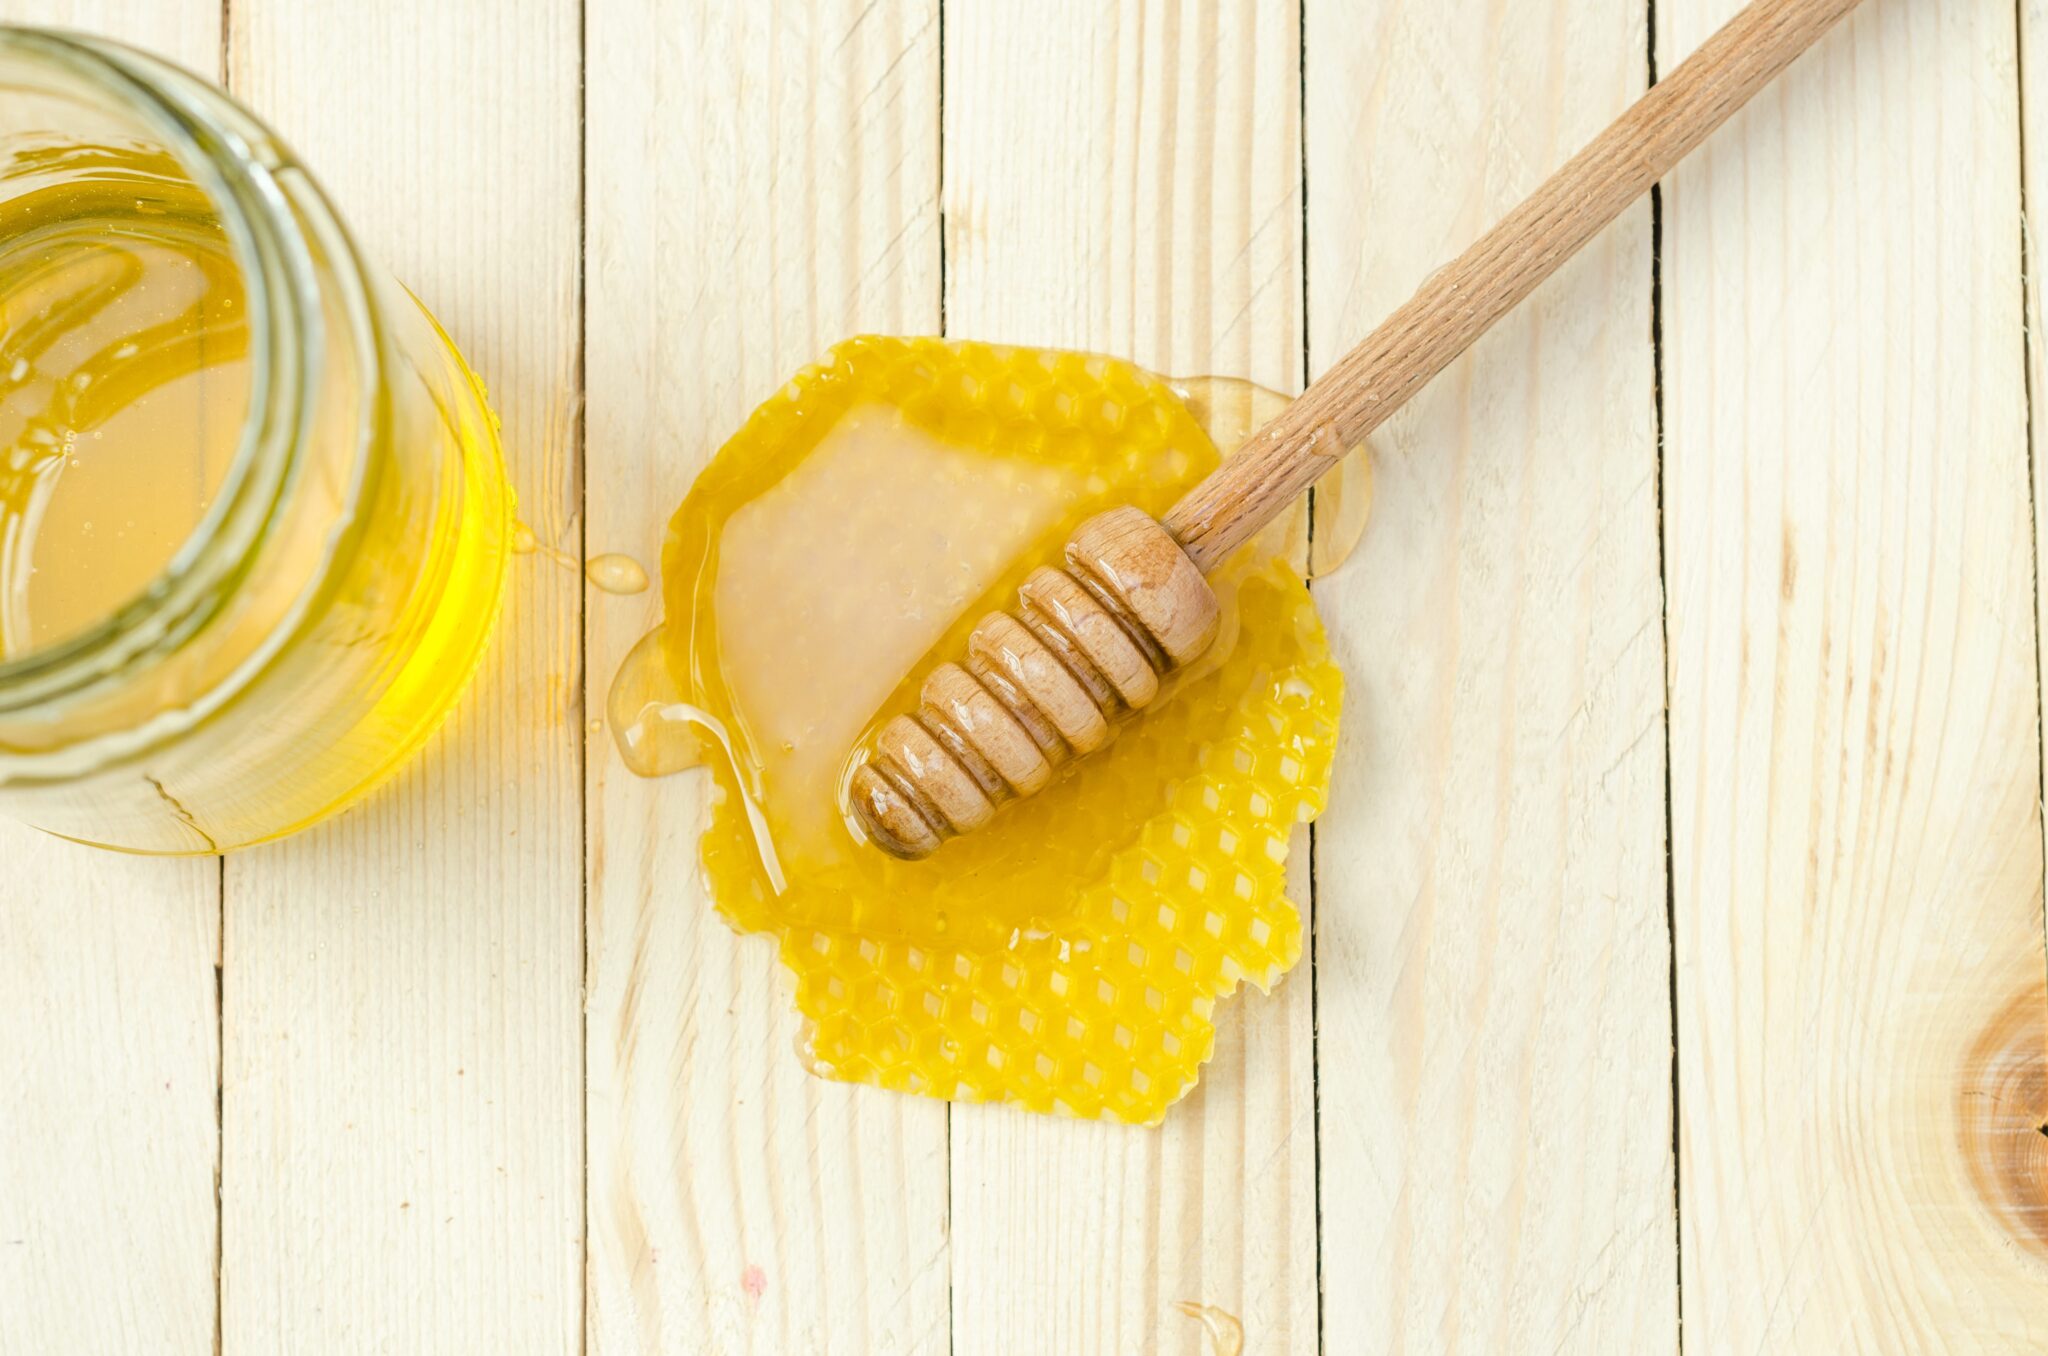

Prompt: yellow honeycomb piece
[653,335,1342,1124]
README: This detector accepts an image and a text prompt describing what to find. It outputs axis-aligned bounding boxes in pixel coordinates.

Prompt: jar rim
[0,27,322,707]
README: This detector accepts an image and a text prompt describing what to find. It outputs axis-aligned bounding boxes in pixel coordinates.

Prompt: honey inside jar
[613,337,1346,1123]
[0,147,247,659]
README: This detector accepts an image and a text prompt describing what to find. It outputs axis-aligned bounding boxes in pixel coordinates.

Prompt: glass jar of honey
[0,28,511,853]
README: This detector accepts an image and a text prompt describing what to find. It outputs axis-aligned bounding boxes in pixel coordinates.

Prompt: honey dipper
[849,0,1862,859]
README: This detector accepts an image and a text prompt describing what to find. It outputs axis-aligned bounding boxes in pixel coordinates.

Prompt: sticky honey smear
[1175,1301,1246,1356]
[612,337,1345,1124]
[1171,374,1374,580]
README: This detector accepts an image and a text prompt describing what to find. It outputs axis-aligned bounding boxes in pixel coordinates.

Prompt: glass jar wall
[0,29,511,852]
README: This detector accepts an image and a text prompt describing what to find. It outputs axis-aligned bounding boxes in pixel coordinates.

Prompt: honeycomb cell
[620,335,1343,1125]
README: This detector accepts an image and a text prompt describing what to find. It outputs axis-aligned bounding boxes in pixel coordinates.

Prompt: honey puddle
[610,337,1358,1123]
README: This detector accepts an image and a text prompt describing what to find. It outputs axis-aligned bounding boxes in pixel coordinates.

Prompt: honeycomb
[638,335,1342,1124]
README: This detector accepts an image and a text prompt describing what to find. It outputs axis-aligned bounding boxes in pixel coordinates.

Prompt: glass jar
[0,28,512,853]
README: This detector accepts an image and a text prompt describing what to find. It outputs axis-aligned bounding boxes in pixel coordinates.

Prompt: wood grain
[218,1,584,1349]
[1666,0,2048,1347]
[1306,0,1677,1349]
[581,2,951,1352]
[0,7,221,1354]
[942,4,1316,1352]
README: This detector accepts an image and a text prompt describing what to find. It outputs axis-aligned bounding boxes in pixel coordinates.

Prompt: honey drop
[584,552,648,594]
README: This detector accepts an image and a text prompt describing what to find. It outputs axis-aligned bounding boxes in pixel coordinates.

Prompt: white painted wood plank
[943,5,1317,1353]
[1668,0,2048,1347]
[1306,0,1676,1349]
[218,1,583,1349]
[581,3,951,1353]
[1,7,221,1354]
[0,832,220,1354]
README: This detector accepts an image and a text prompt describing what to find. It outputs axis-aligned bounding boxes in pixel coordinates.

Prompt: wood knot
[846,508,1218,859]
[1957,986,2048,1258]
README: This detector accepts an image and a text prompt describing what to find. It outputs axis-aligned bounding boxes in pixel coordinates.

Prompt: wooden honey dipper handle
[849,0,1862,859]
[1168,0,1862,572]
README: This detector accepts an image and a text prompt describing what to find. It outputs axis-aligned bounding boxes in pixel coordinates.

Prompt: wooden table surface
[6,0,2048,1351]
